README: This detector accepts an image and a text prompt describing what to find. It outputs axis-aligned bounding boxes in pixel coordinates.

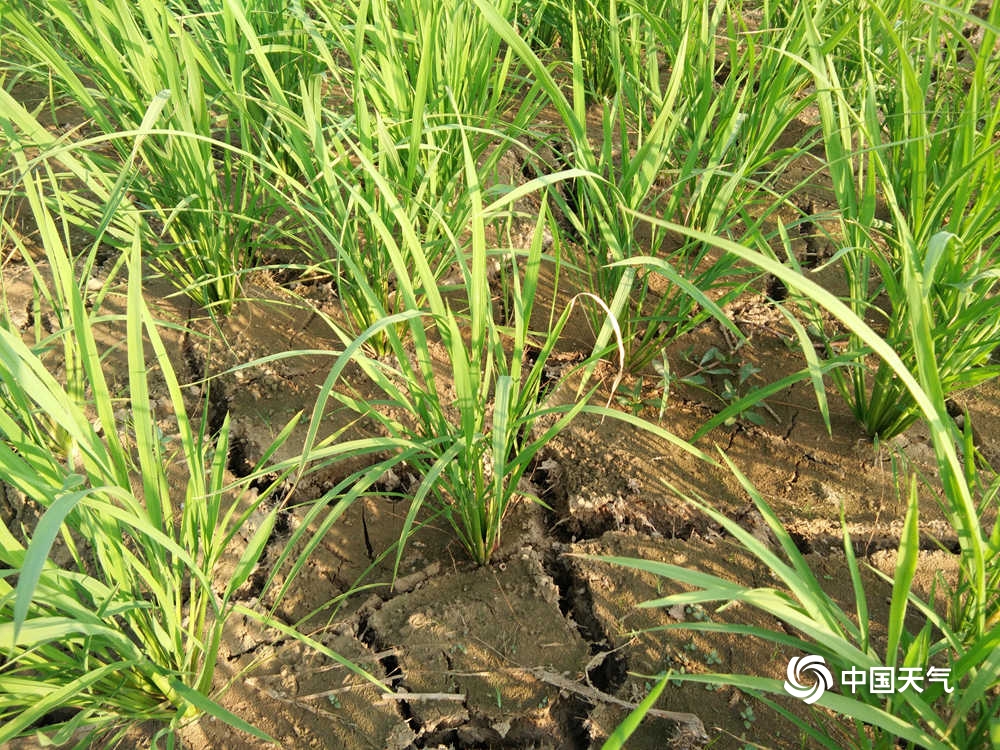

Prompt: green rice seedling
[1,88,165,459]
[1,173,106,464]
[473,0,686,368]
[0,133,384,744]
[322,0,545,175]
[0,175,281,743]
[599,216,999,746]
[475,0,820,370]
[270,0,548,351]
[844,230,1000,440]
[313,167,599,565]
[859,3,1000,438]
[4,0,305,313]
[135,121,292,314]
[519,0,670,102]
[203,0,330,176]
[630,215,988,586]
[802,1,1000,439]
[278,114,467,356]
[592,463,998,749]
[294,116,710,566]
[599,672,671,750]
[606,0,826,369]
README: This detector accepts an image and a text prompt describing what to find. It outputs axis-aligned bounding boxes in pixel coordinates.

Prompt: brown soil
[2,236,990,750]
[3,75,995,750]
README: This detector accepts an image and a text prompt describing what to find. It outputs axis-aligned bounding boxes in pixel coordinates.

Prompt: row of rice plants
[800,0,1000,440]
[600,216,1000,749]
[2,0,999,745]
[598,1,1000,746]
[0,154,393,744]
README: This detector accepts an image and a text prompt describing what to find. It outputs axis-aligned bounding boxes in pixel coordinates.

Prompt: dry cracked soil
[3,251,993,750]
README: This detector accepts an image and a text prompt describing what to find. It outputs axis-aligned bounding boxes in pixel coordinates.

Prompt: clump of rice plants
[802,0,1000,439]
[294,110,710,565]
[299,125,606,565]
[273,0,549,353]
[475,0,820,371]
[0,137,382,745]
[4,0,303,313]
[0,170,279,743]
[519,0,671,102]
[595,460,999,750]
[604,205,1000,748]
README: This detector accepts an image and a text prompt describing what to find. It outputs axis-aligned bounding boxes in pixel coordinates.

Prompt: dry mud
[169,274,988,749]
[4,241,992,750]
[3,60,997,747]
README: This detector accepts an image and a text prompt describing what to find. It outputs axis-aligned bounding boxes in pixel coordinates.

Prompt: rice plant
[285,106,709,566]
[802,0,1000,439]
[251,101,718,575]
[0,167,287,743]
[0,120,389,744]
[293,116,596,565]
[600,210,1000,747]
[519,0,671,102]
[272,0,549,351]
[593,461,999,749]
[3,0,303,313]
[475,0,823,370]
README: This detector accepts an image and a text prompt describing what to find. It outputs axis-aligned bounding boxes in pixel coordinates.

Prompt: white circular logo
[784,655,834,704]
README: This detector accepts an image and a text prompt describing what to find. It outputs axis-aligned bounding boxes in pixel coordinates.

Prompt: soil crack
[782,409,799,441]
[545,554,627,743]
